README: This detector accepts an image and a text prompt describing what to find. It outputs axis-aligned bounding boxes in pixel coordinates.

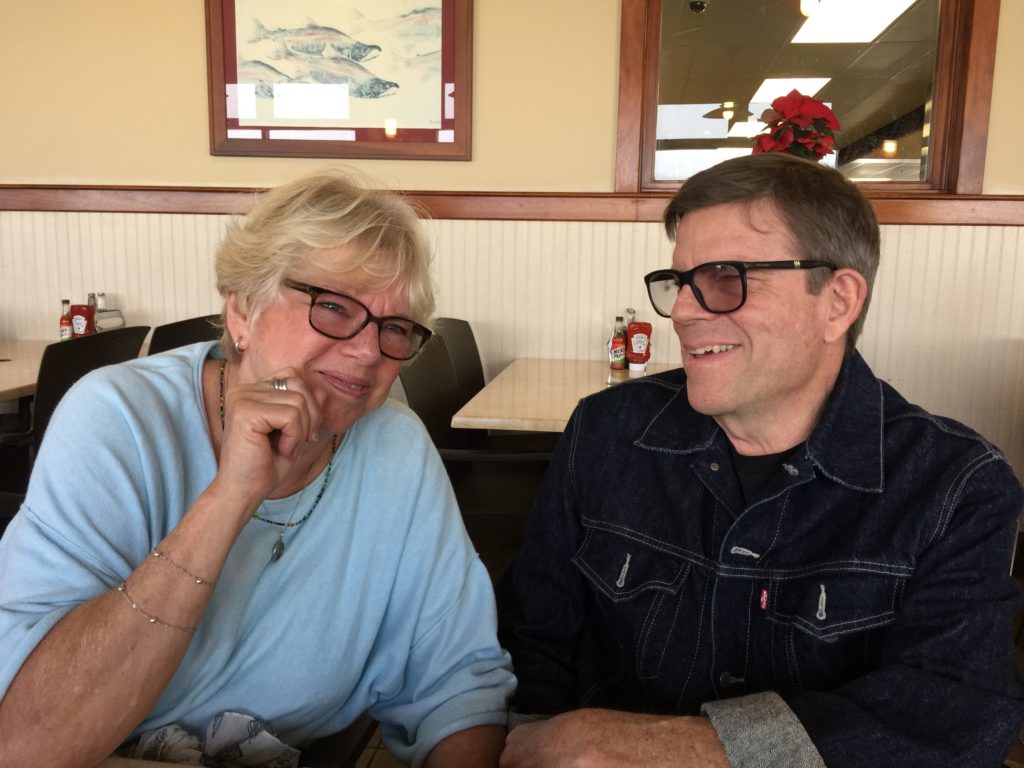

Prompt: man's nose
[670,283,707,322]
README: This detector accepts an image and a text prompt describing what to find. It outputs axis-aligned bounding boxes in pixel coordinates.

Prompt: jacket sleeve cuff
[702,691,825,768]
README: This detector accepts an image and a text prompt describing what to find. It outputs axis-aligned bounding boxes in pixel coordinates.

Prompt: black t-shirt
[728,442,805,507]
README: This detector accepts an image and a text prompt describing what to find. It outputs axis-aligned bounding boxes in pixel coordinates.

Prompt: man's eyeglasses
[643,260,836,316]
[284,279,432,361]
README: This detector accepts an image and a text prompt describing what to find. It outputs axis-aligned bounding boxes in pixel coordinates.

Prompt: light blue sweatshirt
[0,342,514,766]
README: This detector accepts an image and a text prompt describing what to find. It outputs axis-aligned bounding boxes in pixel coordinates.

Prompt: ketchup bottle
[59,299,73,341]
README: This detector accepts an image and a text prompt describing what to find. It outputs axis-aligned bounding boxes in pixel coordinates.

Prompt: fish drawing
[380,7,442,57]
[249,18,381,62]
[236,59,295,98]
[271,46,399,99]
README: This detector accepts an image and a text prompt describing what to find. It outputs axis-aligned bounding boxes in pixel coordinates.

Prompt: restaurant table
[0,339,49,401]
[451,358,677,433]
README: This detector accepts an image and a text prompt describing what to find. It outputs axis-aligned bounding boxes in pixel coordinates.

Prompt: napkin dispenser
[95,308,126,331]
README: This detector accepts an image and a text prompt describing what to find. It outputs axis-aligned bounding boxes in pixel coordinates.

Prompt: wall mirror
[657,0,937,182]
[617,0,999,194]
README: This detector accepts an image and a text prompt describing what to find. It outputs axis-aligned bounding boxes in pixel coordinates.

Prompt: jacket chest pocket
[767,571,903,693]
[573,526,692,682]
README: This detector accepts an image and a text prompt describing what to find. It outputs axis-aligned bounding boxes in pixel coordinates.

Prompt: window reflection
[655,0,939,182]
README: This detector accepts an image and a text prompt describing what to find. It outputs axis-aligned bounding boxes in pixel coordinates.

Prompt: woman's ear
[225,293,251,352]
[823,268,868,345]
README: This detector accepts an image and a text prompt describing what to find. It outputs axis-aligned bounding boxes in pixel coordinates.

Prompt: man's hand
[500,708,729,768]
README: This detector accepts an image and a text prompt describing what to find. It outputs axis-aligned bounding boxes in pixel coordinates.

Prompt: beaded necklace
[218,361,338,563]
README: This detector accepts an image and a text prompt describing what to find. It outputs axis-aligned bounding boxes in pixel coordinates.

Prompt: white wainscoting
[1,212,1021,475]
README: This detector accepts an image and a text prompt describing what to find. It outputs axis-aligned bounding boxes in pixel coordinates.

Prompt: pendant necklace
[219,361,339,563]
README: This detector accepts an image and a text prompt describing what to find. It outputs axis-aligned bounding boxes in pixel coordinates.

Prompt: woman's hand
[213,366,325,515]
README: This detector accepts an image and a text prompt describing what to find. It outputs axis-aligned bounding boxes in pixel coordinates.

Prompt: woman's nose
[345,322,384,361]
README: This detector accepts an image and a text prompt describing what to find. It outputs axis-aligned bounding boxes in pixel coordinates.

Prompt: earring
[234,336,244,354]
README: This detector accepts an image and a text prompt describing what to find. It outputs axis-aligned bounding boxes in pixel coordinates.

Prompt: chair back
[398,334,470,449]
[433,317,486,405]
[149,314,221,355]
[0,491,25,538]
[32,326,150,450]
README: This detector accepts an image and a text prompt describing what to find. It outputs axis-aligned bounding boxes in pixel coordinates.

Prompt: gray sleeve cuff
[702,692,825,768]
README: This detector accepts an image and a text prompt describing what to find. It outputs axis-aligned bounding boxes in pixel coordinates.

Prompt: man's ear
[225,292,251,351]
[823,269,868,345]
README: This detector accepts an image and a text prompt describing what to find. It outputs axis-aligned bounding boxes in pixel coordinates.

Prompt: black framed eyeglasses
[284,279,432,361]
[643,260,836,317]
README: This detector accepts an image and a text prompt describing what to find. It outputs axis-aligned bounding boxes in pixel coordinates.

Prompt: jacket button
[719,671,745,688]
[710,462,720,471]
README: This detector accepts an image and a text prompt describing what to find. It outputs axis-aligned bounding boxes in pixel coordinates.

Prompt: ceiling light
[792,0,916,44]
[882,139,898,155]
[700,103,752,121]
[800,0,820,17]
[750,78,830,104]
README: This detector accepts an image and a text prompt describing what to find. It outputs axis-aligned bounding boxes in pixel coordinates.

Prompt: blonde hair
[215,168,435,359]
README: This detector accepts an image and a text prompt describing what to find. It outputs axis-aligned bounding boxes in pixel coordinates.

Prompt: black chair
[0,326,151,490]
[432,317,486,406]
[148,314,221,355]
[398,320,558,579]
[0,491,25,538]
[399,332,558,460]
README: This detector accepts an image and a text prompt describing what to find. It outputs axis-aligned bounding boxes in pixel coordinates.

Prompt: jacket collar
[635,352,884,492]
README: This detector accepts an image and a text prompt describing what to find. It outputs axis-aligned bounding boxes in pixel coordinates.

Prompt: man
[499,153,1024,767]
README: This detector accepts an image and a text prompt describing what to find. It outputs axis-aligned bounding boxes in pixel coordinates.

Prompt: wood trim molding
[1,185,1022,225]
[614,0,649,193]
[954,0,1001,193]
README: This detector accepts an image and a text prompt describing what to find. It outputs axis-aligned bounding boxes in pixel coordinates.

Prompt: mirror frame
[614,0,1001,196]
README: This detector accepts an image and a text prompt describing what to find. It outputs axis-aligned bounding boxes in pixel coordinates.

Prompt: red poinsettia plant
[752,90,840,161]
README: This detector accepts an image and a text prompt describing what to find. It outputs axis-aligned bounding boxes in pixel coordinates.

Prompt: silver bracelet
[117,582,198,634]
[151,549,213,587]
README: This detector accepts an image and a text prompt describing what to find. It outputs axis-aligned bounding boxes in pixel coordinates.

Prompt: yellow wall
[984,0,1024,193]
[0,0,1020,193]
[0,0,620,191]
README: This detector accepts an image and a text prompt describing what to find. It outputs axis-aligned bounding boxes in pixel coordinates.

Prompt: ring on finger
[269,377,288,391]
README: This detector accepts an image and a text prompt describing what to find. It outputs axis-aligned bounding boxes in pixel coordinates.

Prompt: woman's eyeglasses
[644,260,835,316]
[284,279,432,361]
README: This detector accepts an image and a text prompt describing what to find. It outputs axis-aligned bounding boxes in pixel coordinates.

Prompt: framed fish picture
[205,0,472,159]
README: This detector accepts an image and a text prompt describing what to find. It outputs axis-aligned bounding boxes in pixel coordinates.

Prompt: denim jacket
[506,352,1024,767]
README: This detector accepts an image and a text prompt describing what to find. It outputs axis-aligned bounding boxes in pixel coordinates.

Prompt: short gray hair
[663,153,880,353]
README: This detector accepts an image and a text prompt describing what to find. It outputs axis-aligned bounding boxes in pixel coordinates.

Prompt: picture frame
[205,0,472,160]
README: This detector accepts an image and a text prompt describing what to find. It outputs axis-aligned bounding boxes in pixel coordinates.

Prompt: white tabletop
[0,339,50,401]
[451,358,677,433]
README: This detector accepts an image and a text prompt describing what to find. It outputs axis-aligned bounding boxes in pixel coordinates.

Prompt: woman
[0,169,514,767]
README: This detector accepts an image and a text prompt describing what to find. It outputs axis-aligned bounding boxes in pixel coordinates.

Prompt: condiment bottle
[59,299,73,341]
[95,292,107,310]
[609,316,627,370]
[87,292,97,308]
[626,320,653,376]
